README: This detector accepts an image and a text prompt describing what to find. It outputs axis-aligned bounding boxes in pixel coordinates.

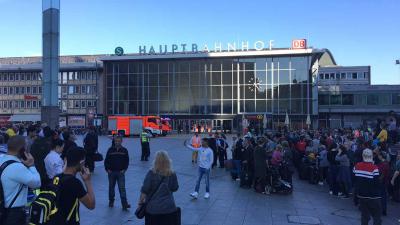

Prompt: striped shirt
[353,162,381,199]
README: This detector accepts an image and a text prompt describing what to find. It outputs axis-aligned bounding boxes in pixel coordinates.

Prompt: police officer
[140,129,151,161]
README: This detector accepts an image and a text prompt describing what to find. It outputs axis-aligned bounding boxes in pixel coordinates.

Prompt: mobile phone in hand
[19,147,27,160]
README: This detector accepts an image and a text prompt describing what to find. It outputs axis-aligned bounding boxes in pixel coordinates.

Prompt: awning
[9,114,41,122]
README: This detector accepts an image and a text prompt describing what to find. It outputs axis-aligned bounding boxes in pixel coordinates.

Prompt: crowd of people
[0,117,399,225]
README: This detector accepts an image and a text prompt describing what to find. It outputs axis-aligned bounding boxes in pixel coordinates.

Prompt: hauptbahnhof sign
[115,39,307,56]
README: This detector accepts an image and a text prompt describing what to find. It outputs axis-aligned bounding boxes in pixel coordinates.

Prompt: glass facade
[105,56,313,117]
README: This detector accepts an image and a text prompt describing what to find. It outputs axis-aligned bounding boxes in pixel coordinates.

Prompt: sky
[0,0,399,84]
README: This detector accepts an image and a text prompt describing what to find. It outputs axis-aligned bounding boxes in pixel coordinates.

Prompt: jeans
[108,171,128,205]
[328,165,339,195]
[195,167,210,193]
[85,152,95,172]
[380,185,387,213]
[359,198,382,225]
[232,160,242,177]
[4,207,26,225]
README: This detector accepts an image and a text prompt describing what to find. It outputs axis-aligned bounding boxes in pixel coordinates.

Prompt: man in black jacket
[104,136,130,210]
[208,133,217,168]
[84,127,98,172]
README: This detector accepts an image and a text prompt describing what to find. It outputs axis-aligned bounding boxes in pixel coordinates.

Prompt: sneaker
[108,200,114,208]
[236,178,240,181]
[190,192,198,199]
[122,204,131,211]
[318,182,324,186]
[204,192,210,199]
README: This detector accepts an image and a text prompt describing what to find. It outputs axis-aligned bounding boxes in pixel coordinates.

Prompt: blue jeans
[108,171,128,205]
[195,167,210,193]
[328,165,339,195]
[232,160,242,176]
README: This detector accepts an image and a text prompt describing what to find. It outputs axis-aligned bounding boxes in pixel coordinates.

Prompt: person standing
[30,126,53,188]
[190,133,201,164]
[187,138,214,199]
[141,129,151,161]
[48,146,95,225]
[25,125,37,152]
[0,135,41,225]
[216,135,228,168]
[104,136,130,210]
[83,126,98,172]
[44,139,65,180]
[253,138,268,193]
[207,133,217,168]
[138,151,180,225]
[353,149,382,225]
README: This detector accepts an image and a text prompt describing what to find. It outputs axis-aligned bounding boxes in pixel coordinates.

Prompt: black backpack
[29,175,72,225]
[0,160,24,224]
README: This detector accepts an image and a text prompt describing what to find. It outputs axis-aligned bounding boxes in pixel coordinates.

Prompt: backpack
[29,175,72,225]
[0,160,23,224]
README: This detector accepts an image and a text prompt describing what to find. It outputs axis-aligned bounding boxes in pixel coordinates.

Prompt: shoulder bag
[135,176,165,219]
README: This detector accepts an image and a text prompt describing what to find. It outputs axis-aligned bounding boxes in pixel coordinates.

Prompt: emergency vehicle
[161,118,172,136]
[108,115,162,136]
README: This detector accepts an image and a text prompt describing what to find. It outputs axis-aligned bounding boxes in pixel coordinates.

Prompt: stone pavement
[76,134,400,225]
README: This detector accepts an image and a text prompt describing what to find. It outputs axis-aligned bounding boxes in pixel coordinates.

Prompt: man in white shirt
[44,139,65,179]
[0,135,41,225]
[186,138,214,199]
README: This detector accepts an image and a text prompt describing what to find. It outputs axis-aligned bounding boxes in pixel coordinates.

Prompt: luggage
[240,164,252,188]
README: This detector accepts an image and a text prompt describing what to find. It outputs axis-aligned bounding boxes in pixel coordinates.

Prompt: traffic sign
[115,47,124,56]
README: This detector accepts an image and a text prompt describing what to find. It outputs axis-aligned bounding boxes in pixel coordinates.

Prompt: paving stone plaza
[76,135,400,225]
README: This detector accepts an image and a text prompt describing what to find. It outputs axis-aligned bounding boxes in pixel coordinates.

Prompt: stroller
[267,164,293,194]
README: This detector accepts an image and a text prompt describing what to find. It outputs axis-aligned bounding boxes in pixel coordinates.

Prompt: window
[81,100,86,108]
[32,73,37,80]
[15,87,19,94]
[32,86,37,94]
[81,71,87,80]
[330,95,341,105]
[3,87,7,95]
[4,73,8,81]
[324,73,329,80]
[318,94,330,105]
[21,87,25,94]
[342,94,354,105]
[363,72,369,79]
[26,101,31,108]
[77,72,81,80]
[38,87,42,94]
[32,101,37,108]
[87,100,93,107]
[38,73,42,81]
[319,74,324,80]
[9,74,14,81]
[352,72,358,79]
[15,73,19,81]
[74,86,80,94]
[74,100,80,108]
[367,94,379,105]
[9,87,14,94]
[330,73,335,79]
[392,93,400,105]
[87,71,92,80]
[21,73,25,80]
[378,94,390,105]
[38,101,41,107]
[354,94,366,105]
[26,73,31,80]
[68,86,74,94]
[335,73,340,79]
[81,86,86,94]
[26,86,31,94]
[20,101,25,108]
[340,73,346,79]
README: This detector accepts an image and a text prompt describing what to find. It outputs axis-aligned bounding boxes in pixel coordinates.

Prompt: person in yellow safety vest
[191,133,201,164]
[140,129,151,161]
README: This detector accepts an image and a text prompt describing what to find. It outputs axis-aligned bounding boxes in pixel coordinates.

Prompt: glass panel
[222,71,232,85]
[223,86,232,99]
[367,94,379,105]
[379,94,390,105]
[222,100,232,114]
[342,94,354,105]
[330,95,341,105]
[392,93,400,105]
[256,100,266,112]
[318,95,330,105]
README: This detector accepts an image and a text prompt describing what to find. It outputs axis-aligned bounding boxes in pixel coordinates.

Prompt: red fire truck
[161,118,172,136]
[108,115,162,136]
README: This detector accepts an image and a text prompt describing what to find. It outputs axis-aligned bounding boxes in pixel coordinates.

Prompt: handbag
[135,177,165,219]
[93,152,103,162]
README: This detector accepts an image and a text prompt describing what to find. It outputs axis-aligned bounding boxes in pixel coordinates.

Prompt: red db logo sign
[292,39,307,49]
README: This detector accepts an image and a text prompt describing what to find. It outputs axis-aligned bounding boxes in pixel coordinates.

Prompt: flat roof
[100,48,316,61]
[0,62,100,71]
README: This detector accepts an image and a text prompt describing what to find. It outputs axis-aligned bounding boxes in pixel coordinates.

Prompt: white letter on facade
[254,41,265,51]
[227,42,236,52]
[214,42,222,52]
[139,46,146,54]
[269,40,274,50]
[203,44,210,52]
[241,41,249,51]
